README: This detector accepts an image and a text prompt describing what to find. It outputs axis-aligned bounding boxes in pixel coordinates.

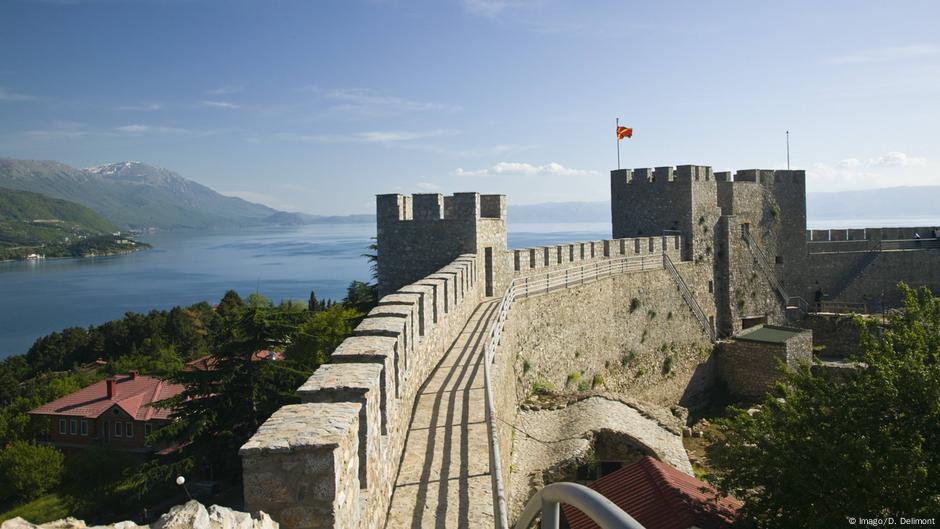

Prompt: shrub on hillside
[0,440,65,502]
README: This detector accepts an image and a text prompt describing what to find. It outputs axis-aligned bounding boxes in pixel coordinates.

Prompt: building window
[775,255,783,264]
[125,422,133,438]
[741,223,751,237]
[144,423,152,436]
[80,420,88,436]
[58,419,66,435]
[114,421,123,437]
[69,419,78,435]
[708,280,714,293]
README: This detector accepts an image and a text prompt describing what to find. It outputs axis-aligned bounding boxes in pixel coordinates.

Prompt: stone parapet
[242,251,485,529]
[240,403,360,529]
[511,236,682,277]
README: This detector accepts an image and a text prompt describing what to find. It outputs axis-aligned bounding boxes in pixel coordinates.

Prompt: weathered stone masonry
[239,164,938,529]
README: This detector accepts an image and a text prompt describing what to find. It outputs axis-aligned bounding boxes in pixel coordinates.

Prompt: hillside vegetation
[0,187,148,260]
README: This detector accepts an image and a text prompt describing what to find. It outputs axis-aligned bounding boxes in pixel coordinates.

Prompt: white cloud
[279,129,457,144]
[0,86,40,102]
[455,161,596,177]
[462,0,540,16]
[837,152,927,168]
[207,84,246,95]
[416,181,441,191]
[305,87,459,117]
[117,103,161,111]
[115,124,191,134]
[826,44,940,64]
[808,151,933,192]
[200,100,240,109]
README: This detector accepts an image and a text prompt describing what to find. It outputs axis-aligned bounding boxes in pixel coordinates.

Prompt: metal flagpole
[786,130,790,171]
[617,118,621,170]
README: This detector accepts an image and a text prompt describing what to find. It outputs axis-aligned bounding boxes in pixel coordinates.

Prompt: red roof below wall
[29,373,184,421]
[562,456,743,529]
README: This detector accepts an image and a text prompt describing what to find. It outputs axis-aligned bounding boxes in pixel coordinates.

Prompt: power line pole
[786,130,790,171]
[616,117,621,170]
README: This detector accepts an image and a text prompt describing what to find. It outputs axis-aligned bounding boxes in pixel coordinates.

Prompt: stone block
[240,403,361,529]
[298,364,384,491]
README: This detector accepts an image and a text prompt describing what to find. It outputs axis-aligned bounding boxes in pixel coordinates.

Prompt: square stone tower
[610,165,721,262]
[376,192,508,297]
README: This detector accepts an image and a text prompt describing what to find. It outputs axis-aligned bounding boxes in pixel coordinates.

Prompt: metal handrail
[787,296,810,313]
[481,253,668,529]
[514,482,647,529]
[741,230,789,303]
[662,254,715,342]
[818,300,869,314]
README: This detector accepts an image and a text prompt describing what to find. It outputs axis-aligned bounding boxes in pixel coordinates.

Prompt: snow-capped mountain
[0,158,278,229]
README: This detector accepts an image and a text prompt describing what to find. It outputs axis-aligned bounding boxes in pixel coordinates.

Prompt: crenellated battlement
[612,166,805,186]
[377,192,506,222]
[376,191,507,297]
[242,254,484,529]
[512,235,682,275]
[725,169,806,185]
[611,164,715,185]
[236,160,940,529]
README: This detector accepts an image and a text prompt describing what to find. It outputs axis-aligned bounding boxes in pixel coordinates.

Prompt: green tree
[154,302,310,482]
[344,280,377,313]
[285,305,361,370]
[217,289,244,318]
[0,441,65,502]
[363,238,378,282]
[308,290,320,312]
[710,284,940,528]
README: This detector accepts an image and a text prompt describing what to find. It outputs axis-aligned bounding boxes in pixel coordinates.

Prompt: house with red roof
[562,456,742,529]
[28,371,185,453]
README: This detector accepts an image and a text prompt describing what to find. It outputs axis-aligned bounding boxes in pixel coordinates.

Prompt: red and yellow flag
[617,126,633,140]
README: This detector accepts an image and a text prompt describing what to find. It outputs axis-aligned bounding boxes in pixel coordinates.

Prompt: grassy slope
[0,493,75,524]
[0,188,151,259]
[0,187,117,234]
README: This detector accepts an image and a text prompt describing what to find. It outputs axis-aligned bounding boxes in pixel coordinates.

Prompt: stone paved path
[385,300,499,529]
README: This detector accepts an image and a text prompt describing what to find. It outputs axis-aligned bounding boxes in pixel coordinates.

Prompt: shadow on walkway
[385,300,499,529]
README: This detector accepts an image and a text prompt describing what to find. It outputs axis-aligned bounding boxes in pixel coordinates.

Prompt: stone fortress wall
[241,192,502,529]
[798,226,940,308]
[238,163,938,529]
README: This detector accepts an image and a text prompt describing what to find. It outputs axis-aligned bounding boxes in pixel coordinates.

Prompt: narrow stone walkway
[385,300,499,529]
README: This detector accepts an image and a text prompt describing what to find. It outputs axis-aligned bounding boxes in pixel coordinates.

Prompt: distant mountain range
[0,158,371,230]
[2,157,935,229]
[507,186,940,225]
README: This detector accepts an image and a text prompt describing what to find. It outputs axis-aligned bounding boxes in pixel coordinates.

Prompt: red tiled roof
[184,350,282,371]
[562,457,742,529]
[28,373,185,421]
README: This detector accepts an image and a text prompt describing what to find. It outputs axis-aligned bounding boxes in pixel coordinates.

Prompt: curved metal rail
[514,482,647,529]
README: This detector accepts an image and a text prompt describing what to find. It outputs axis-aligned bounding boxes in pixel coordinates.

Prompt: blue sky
[1,0,938,214]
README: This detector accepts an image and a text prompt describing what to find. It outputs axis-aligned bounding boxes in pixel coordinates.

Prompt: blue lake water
[4,216,937,359]
[0,222,611,358]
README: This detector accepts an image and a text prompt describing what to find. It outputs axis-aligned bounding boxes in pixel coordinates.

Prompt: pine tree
[308,291,319,312]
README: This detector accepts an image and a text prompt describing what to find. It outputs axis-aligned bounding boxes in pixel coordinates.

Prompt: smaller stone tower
[610,165,721,261]
[376,192,508,297]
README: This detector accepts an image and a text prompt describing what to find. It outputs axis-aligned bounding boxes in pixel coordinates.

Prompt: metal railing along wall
[741,230,789,303]
[514,483,647,529]
[481,253,668,529]
[818,300,869,314]
[662,254,715,342]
